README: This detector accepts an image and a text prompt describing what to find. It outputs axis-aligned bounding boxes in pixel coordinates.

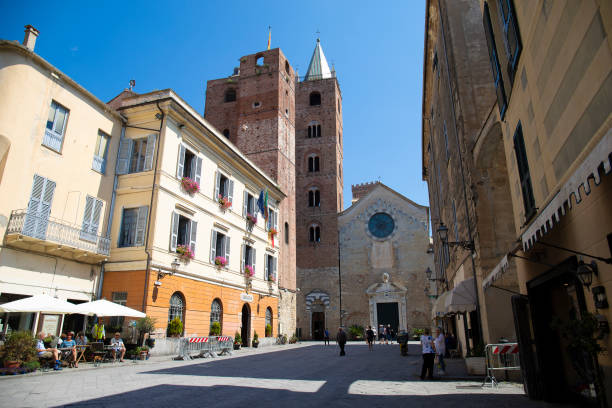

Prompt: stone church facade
[297,182,434,339]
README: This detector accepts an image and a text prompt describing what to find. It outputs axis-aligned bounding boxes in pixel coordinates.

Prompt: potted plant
[268,227,278,247]
[218,195,232,210]
[137,316,157,348]
[0,331,37,369]
[246,212,258,225]
[288,335,298,344]
[214,256,227,268]
[180,177,200,195]
[265,324,272,337]
[138,345,150,360]
[167,317,183,337]
[234,332,242,350]
[244,265,254,278]
[210,322,221,336]
[252,331,259,348]
[465,343,486,375]
[176,244,194,262]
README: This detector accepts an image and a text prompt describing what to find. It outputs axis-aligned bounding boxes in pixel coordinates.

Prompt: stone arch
[305,290,330,310]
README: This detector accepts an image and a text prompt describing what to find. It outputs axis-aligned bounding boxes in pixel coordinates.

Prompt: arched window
[256,55,264,66]
[284,222,289,244]
[224,89,236,103]
[308,188,320,207]
[309,224,321,243]
[223,129,230,138]
[285,61,290,74]
[308,155,320,172]
[265,307,273,337]
[310,92,321,106]
[168,292,185,325]
[307,123,322,138]
[210,298,223,333]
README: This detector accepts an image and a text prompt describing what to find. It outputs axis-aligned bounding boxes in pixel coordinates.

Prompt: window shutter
[144,134,157,171]
[214,171,220,199]
[33,177,56,240]
[134,206,148,246]
[81,196,93,236]
[170,212,179,251]
[91,199,103,235]
[241,244,245,272]
[273,257,278,281]
[194,157,203,185]
[117,137,133,175]
[224,236,231,266]
[264,254,269,280]
[483,3,507,119]
[210,230,218,262]
[243,191,248,217]
[274,210,278,230]
[176,144,185,179]
[228,180,234,203]
[189,220,197,254]
[251,247,256,274]
[24,175,45,237]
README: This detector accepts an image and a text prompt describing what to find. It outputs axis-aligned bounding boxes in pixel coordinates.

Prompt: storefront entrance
[241,303,250,347]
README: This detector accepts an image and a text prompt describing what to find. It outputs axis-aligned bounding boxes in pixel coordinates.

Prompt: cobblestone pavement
[1,341,577,408]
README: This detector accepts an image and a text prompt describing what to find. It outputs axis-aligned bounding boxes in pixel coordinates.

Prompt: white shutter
[134,206,148,246]
[170,212,179,251]
[189,220,197,254]
[176,144,185,179]
[214,171,220,199]
[273,257,278,281]
[91,199,103,236]
[264,254,269,280]
[117,137,133,175]
[243,191,248,217]
[224,236,231,266]
[273,210,278,230]
[241,244,245,272]
[24,175,46,237]
[228,180,234,203]
[194,157,203,185]
[34,178,56,240]
[144,134,156,171]
[210,230,218,262]
[81,196,93,236]
[251,247,256,274]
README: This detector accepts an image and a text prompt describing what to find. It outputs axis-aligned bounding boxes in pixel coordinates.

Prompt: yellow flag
[267,26,271,50]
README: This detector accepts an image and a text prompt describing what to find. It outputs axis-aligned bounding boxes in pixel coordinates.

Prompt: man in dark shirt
[366,326,375,351]
[336,327,347,356]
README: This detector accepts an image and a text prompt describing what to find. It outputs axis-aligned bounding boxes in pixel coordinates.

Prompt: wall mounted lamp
[437,222,475,251]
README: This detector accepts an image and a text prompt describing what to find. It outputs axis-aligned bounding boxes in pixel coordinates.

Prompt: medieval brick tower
[204,48,297,337]
[295,39,343,340]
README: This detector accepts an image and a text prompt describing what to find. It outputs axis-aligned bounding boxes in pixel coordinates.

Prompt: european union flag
[257,190,265,216]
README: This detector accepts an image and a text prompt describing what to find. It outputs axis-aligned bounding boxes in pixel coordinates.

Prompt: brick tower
[204,48,297,337]
[295,39,344,339]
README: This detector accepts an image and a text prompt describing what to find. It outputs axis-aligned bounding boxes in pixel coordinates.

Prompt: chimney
[23,25,40,51]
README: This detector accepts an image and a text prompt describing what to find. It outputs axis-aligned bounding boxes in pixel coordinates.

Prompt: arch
[310,91,321,106]
[308,154,320,172]
[265,307,273,337]
[224,89,236,103]
[284,222,289,244]
[285,60,290,74]
[168,291,186,335]
[307,121,322,138]
[305,290,330,310]
[210,298,223,334]
[308,188,320,207]
[241,303,251,346]
[309,224,321,243]
[222,129,230,139]
[255,54,264,66]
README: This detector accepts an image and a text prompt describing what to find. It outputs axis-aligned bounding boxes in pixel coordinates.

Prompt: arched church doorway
[312,311,325,340]
[241,303,250,347]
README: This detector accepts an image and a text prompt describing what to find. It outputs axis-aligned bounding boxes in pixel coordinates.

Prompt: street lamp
[437,222,475,251]
[425,267,445,283]
[576,260,598,288]
[157,258,180,283]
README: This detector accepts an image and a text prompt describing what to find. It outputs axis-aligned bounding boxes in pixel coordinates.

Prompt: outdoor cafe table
[75,345,88,364]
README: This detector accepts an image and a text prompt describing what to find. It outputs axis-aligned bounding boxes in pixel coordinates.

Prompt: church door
[241,304,251,347]
[377,302,399,336]
[312,312,325,340]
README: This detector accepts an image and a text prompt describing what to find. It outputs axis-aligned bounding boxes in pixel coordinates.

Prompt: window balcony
[4,210,110,263]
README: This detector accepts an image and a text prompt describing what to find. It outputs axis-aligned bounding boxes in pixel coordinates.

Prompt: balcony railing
[5,210,110,257]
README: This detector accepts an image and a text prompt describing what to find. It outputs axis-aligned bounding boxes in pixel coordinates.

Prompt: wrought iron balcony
[4,210,110,263]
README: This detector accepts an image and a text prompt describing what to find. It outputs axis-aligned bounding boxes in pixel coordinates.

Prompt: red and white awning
[522,129,612,251]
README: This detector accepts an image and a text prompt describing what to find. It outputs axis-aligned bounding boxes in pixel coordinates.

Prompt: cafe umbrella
[0,294,82,336]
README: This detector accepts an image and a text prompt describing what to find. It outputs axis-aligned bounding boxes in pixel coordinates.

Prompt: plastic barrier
[178,336,234,360]
[484,343,520,387]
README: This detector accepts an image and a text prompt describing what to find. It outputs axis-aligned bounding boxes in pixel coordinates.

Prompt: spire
[304,38,332,81]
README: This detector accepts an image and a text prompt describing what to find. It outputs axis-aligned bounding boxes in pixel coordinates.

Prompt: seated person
[110,332,126,362]
[75,332,88,345]
[61,332,78,368]
[36,332,62,371]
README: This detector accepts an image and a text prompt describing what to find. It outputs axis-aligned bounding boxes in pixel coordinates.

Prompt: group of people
[420,327,456,379]
[377,324,396,344]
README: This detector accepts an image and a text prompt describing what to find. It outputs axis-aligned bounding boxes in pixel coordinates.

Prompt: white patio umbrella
[0,294,81,314]
[72,299,146,318]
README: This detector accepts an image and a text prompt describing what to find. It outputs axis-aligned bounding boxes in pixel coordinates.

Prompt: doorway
[241,303,250,347]
[377,302,399,337]
[312,312,324,340]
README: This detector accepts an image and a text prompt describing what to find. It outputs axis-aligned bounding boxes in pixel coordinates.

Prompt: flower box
[244,265,254,278]
[180,177,200,195]
[214,256,227,268]
[176,245,194,261]
[246,213,258,224]
[218,195,232,210]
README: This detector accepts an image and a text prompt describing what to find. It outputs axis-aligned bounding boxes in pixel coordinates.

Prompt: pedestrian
[366,325,375,351]
[91,317,105,341]
[336,327,347,356]
[420,328,436,380]
[378,325,384,344]
[324,328,330,346]
[434,328,446,375]
[385,324,391,344]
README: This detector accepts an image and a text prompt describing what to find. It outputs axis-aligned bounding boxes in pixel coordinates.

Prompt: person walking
[420,328,436,380]
[434,328,446,375]
[324,328,330,346]
[366,326,375,351]
[336,327,347,356]
[383,325,389,345]
[378,325,384,344]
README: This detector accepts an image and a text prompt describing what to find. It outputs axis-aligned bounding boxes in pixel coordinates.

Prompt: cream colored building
[102,89,285,345]
[0,30,123,336]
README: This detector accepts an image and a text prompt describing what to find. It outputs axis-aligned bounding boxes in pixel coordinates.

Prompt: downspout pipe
[142,102,165,312]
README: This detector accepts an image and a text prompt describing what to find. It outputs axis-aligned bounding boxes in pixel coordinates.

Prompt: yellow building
[0,28,123,336]
[102,89,285,347]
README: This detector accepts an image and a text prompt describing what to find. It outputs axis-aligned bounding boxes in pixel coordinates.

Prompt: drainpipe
[437,0,484,347]
[338,227,343,328]
[142,102,165,312]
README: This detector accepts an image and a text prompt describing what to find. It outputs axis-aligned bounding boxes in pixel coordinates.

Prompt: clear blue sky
[1,0,429,210]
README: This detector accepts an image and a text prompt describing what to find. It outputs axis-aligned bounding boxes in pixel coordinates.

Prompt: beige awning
[431,291,451,320]
[445,278,477,314]
[482,255,509,290]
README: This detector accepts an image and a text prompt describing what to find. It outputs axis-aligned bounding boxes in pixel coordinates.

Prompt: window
[170,212,197,254]
[176,145,202,184]
[80,195,104,242]
[308,155,320,172]
[310,92,321,106]
[43,101,69,152]
[452,201,458,242]
[241,243,256,274]
[256,55,264,66]
[210,299,222,333]
[223,129,230,138]
[498,0,521,83]
[268,207,278,231]
[118,206,148,247]
[307,123,322,138]
[285,61,290,74]
[443,122,449,161]
[433,51,439,76]
[284,222,289,244]
[308,188,321,207]
[210,230,231,265]
[168,292,185,330]
[243,191,256,218]
[225,89,236,102]
[110,292,127,328]
[253,101,261,108]
[24,174,56,240]
[309,225,321,243]
[513,122,536,221]
[483,2,508,119]
[265,307,273,337]
[92,131,110,173]
[214,171,234,202]
[265,254,277,282]
[117,134,157,174]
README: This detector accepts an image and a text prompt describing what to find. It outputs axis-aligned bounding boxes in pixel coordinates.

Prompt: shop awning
[445,278,477,314]
[431,290,451,320]
[522,129,611,251]
[0,294,81,314]
[482,255,509,290]
[72,299,146,318]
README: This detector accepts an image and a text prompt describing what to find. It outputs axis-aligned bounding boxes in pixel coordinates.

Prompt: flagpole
[267,26,271,50]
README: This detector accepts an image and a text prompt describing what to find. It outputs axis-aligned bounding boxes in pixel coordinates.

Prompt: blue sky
[1,0,428,210]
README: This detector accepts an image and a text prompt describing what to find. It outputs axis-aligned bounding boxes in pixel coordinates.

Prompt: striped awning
[522,129,612,251]
[445,278,477,314]
[431,290,451,320]
[482,255,509,290]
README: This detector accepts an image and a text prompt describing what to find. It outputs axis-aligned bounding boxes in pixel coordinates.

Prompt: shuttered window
[117,134,157,175]
[176,144,203,184]
[170,212,197,255]
[498,0,521,83]
[265,254,277,281]
[268,208,278,231]
[241,244,256,273]
[210,230,230,265]
[214,171,234,202]
[92,131,110,174]
[513,122,536,222]
[483,2,508,119]
[118,206,148,247]
[43,101,69,152]
[24,174,56,239]
[80,196,104,242]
